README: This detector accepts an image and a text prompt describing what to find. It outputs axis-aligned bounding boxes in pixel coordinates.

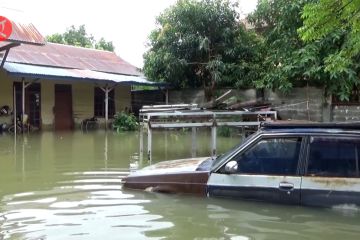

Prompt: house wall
[72,82,94,126]
[0,71,14,126]
[0,71,14,110]
[264,87,325,122]
[0,70,133,130]
[332,105,360,122]
[41,81,55,130]
[115,85,131,113]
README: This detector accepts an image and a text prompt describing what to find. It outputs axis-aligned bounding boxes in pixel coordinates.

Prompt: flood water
[0,130,360,239]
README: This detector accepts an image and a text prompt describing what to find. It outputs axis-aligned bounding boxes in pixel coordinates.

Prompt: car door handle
[279,182,294,191]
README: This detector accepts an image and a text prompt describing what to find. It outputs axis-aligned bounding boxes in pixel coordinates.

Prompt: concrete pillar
[322,92,332,122]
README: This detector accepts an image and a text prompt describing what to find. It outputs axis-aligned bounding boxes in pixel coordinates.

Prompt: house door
[54,84,73,131]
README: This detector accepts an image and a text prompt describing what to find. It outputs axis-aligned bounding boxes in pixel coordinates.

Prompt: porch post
[100,85,115,131]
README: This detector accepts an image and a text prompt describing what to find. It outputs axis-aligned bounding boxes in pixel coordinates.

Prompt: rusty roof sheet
[6,43,141,76]
[1,7,45,45]
[7,21,46,45]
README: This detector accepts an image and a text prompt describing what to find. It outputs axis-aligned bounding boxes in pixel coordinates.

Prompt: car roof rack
[261,122,360,130]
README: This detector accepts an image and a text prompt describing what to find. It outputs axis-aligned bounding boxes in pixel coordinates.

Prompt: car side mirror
[224,161,238,174]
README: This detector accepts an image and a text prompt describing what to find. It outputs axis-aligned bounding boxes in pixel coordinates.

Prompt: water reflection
[0,131,359,239]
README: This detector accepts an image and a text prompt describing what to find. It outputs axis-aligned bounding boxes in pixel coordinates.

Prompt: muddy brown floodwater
[0,130,359,239]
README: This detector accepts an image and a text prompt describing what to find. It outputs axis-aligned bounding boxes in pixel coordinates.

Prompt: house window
[94,87,115,118]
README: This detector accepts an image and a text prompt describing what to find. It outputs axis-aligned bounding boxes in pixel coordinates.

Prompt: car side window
[232,137,302,175]
[307,137,360,177]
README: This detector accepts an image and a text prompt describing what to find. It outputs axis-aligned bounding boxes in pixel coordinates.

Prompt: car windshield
[211,131,260,171]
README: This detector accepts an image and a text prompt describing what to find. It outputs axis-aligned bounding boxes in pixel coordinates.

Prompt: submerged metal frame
[139,108,277,162]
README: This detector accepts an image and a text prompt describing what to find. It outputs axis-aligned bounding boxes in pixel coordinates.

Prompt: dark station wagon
[123,123,360,208]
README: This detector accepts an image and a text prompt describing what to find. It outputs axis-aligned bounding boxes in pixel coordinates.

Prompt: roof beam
[0,42,21,52]
[0,42,21,68]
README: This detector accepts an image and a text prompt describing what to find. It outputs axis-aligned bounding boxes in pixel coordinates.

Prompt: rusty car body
[123,123,360,208]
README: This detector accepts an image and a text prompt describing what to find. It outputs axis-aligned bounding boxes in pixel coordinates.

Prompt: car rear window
[307,137,360,177]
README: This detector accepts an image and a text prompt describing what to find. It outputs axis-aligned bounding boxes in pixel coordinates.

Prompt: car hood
[129,157,211,177]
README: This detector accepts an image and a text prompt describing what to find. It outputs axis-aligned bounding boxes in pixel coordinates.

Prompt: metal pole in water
[147,125,152,163]
[211,125,217,158]
[192,127,197,158]
[139,123,144,164]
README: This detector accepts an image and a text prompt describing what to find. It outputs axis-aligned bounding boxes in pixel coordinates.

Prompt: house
[0,10,157,131]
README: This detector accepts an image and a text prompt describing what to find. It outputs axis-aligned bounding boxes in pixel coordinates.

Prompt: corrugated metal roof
[3,62,161,86]
[7,43,141,76]
[1,7,45,45]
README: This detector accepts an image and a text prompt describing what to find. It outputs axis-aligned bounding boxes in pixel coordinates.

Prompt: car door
[301,136,360,207]
[208,135,304,204]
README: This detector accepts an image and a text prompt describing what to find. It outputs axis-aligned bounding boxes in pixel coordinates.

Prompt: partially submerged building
[0,10,156,131]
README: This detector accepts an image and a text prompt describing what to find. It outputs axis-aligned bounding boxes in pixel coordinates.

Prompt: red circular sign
[0,16,12,42]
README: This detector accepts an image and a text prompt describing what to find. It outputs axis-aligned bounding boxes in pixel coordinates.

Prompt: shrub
[113,112,139,132]
[217,126,231,137]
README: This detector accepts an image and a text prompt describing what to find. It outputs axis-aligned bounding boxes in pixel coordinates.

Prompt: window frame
[304,135,360,178]
[219,134,306,176]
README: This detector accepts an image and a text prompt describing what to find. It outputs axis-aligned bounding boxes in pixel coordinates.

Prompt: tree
[248,0,359,100]
[95,37,115,52]
[143,0,261,100]
[46,25,115,52]
[299,0,360,99]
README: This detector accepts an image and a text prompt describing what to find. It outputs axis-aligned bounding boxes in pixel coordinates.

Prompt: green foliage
[143,0,262,100]
[299,0,360,100]
[113,112,139,132]
[217,126,231,137]
[95,37,115,52]
[46,25,115,52]
[248,0,360,100]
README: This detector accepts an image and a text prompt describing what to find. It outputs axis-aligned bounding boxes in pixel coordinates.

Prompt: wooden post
[191,127,197,158]
[147,124,152,162]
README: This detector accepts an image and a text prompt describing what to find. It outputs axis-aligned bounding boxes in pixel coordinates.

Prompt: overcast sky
[1,0,257,68]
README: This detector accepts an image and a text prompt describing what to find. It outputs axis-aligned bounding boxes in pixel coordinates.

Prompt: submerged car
[123,123,360,208]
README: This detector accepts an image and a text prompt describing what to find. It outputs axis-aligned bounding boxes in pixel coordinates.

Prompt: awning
[3,62,164,86]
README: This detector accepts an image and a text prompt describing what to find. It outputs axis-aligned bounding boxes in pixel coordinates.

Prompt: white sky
[0,0,257,68]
